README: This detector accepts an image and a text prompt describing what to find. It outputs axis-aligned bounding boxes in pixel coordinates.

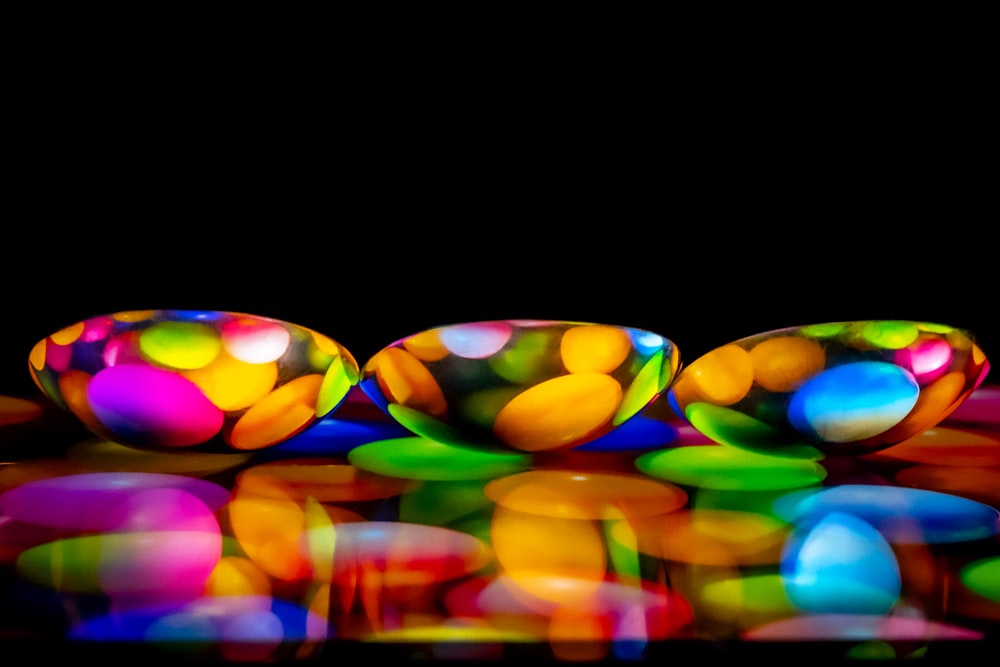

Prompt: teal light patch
[685,402,823,459]
[635,445,827,491]
[348,436,531,481]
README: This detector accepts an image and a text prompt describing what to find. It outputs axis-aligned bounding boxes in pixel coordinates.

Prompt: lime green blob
[140,321,221,370]
[686,487,802,520]
[488,330,560,384]
[860,320,920,350]
[604,518,642,579]
[960,556,1000,602]
[398,479,494,526]
[348,436,531,481]
[798,322,847,338]
[614,349,663,426]
[658,344,678,391]
[386,403,466,446]
[17,536,103,592]
[701,573,795,615]
[455,386,522,431]
[635,444,827,491]
[221,535,247,558]
[685,402,823,460]
[32,370,68,412]
[316,355,356,417]
[919,322,954,335]
[307,346,334,371]
[844,640,898,660]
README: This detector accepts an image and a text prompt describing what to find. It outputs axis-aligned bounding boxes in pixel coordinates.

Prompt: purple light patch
[87,364,224,447]
[0,472,231,530]
[744,613,982,641]
[947,384,1000,424]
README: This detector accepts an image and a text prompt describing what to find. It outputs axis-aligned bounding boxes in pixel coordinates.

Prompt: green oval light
[635,444,827,491]
[348,436,531,481]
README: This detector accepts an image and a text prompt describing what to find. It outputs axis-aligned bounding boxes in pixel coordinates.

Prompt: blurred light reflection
[2,378,999,661]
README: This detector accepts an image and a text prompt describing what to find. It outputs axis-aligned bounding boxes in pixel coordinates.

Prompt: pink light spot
[222,317,291,364]
[87,365,224,448]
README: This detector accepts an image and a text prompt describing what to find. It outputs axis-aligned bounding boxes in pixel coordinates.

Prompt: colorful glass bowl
[28,309,360,451]
[359,319,679,452]
[667,320,990,458]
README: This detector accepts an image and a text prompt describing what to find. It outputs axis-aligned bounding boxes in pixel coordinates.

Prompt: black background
[2,32,995,405]
[3,106,995,402]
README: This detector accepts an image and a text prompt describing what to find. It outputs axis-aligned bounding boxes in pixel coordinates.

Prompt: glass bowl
[359,319,679,452]
[28,309,359,452]
[667,319,990,458]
